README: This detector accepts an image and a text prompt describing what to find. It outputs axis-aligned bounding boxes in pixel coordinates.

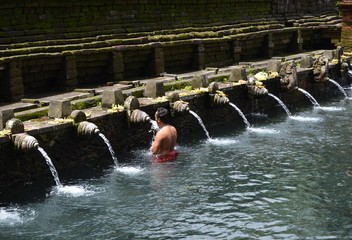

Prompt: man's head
[155,107,170,124]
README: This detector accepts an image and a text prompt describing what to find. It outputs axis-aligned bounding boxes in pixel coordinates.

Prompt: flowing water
[37,146,62,187]
[189,110,211,139]
[1,98,352,239]
[268,93,291,116]
[98,132,119,166]
[229,102,251,128]
[297,87,320,107]
[328,78,348,98]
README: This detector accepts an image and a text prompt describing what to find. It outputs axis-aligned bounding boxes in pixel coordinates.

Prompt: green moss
[71,97,101,110]
[16,109,48,122]
[164,80,192,91]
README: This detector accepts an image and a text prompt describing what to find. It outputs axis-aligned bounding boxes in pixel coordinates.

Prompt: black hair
[156,107,170,124]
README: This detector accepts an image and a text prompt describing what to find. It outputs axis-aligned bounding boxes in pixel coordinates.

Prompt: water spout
[279,60,297,91]
[13,133,39,151]
[37,146,62,187]
[267,93,291,116]
[12,133,62,186]
[296,88,320,107]
[77,121,118,166]
[172,100,190,113]
[212,93,230,106]
[130,109,151,123]
[247,76,268,98]
[328,78,348,98]
[229,102,250,128]
[77,121,100,136]
[189,110,211,139]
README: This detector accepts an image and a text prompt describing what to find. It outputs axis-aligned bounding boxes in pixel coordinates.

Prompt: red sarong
[153,150,178,163]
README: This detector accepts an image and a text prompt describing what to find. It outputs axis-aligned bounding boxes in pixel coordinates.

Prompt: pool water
[0,97,352,239]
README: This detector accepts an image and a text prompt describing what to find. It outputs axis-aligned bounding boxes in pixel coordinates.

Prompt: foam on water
[0,207,35,225]
[248,127,280,134]
[53,185,95,197]
[207,138,239,145]
[115,166,144,175]
[316,106,346,112]
[289,116,322,122]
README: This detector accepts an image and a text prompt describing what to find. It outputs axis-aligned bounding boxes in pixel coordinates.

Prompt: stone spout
[172,100,190,113]
[279,60,297,91]
[247,76,268,98]
[13,133,39,151]
[313,55,329,83]
[212,93,230,106]
[130,109,151,123]
[77,121,100,136]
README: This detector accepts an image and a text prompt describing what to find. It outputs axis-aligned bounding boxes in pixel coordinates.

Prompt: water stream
[189,110,211,139]
[98,132,119,166]
[268,93,291,116]
[229,102,251,127]
[1,98,352,239]
[37,146,62,187]
[328,78,348,98]
[297,87,320,107]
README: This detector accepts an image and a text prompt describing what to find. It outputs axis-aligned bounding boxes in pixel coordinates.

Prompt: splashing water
[189,110,211,139]
[328,78,348,98]
[268,93,291,116]
[0,207,35,225]
[98,133,118,166]
[53,185,95,197]
[115,166,144,175]
[37,146,62,187]
[248,127,280,134]
[207,138,239,145]
[289,116,322,122]
[297,88,320,107]
[229,102,250,128]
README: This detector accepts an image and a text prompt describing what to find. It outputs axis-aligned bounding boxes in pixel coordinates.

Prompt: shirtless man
[151,107,178,162]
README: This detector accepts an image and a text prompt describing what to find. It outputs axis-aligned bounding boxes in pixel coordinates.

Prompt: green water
[0,97,351,239]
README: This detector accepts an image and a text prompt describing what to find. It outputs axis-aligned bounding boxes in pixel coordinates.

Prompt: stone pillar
[297,29,304,52]
[193,39,205,70]
[267,33,275,58]
[112,46,125,81]
[48,100,72,118]
[102,89,124,108]
[63,55,78,91]
[152,42,165,76]
[0,61,25,101]
[233,41,242,63]
[143,81,165,97]
[0,109,14,130]
[339,1,352,51]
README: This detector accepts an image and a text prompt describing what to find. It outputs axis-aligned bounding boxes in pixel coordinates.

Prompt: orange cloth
[153,150,178,163]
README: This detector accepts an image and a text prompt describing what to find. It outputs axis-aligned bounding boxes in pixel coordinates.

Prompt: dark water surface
[1,96,352,239]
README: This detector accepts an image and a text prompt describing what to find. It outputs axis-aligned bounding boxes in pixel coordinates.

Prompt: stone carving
[247,76,268,98]
[279,60,297,91]
[313,55,329,83]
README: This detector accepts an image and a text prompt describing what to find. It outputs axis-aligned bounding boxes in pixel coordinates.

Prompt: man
[151,107,178,163]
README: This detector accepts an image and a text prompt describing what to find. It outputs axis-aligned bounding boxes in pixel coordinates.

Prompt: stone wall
[0,0,341,102]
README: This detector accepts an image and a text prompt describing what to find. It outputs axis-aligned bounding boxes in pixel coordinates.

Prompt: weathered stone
[267,60,282,73]
[124,96,140,111]
[0,109,14,130]
[208,82,219,94]
[143,81,165,97]
[192,75,208,89]
[69,110,87,123]
[300,55,313,68]
[48,100,72,118]
[5,118,24,134]
[102,89,124,108]
[229,66,247,82]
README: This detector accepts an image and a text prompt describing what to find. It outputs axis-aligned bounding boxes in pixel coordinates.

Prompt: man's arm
[151,133,162,155]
